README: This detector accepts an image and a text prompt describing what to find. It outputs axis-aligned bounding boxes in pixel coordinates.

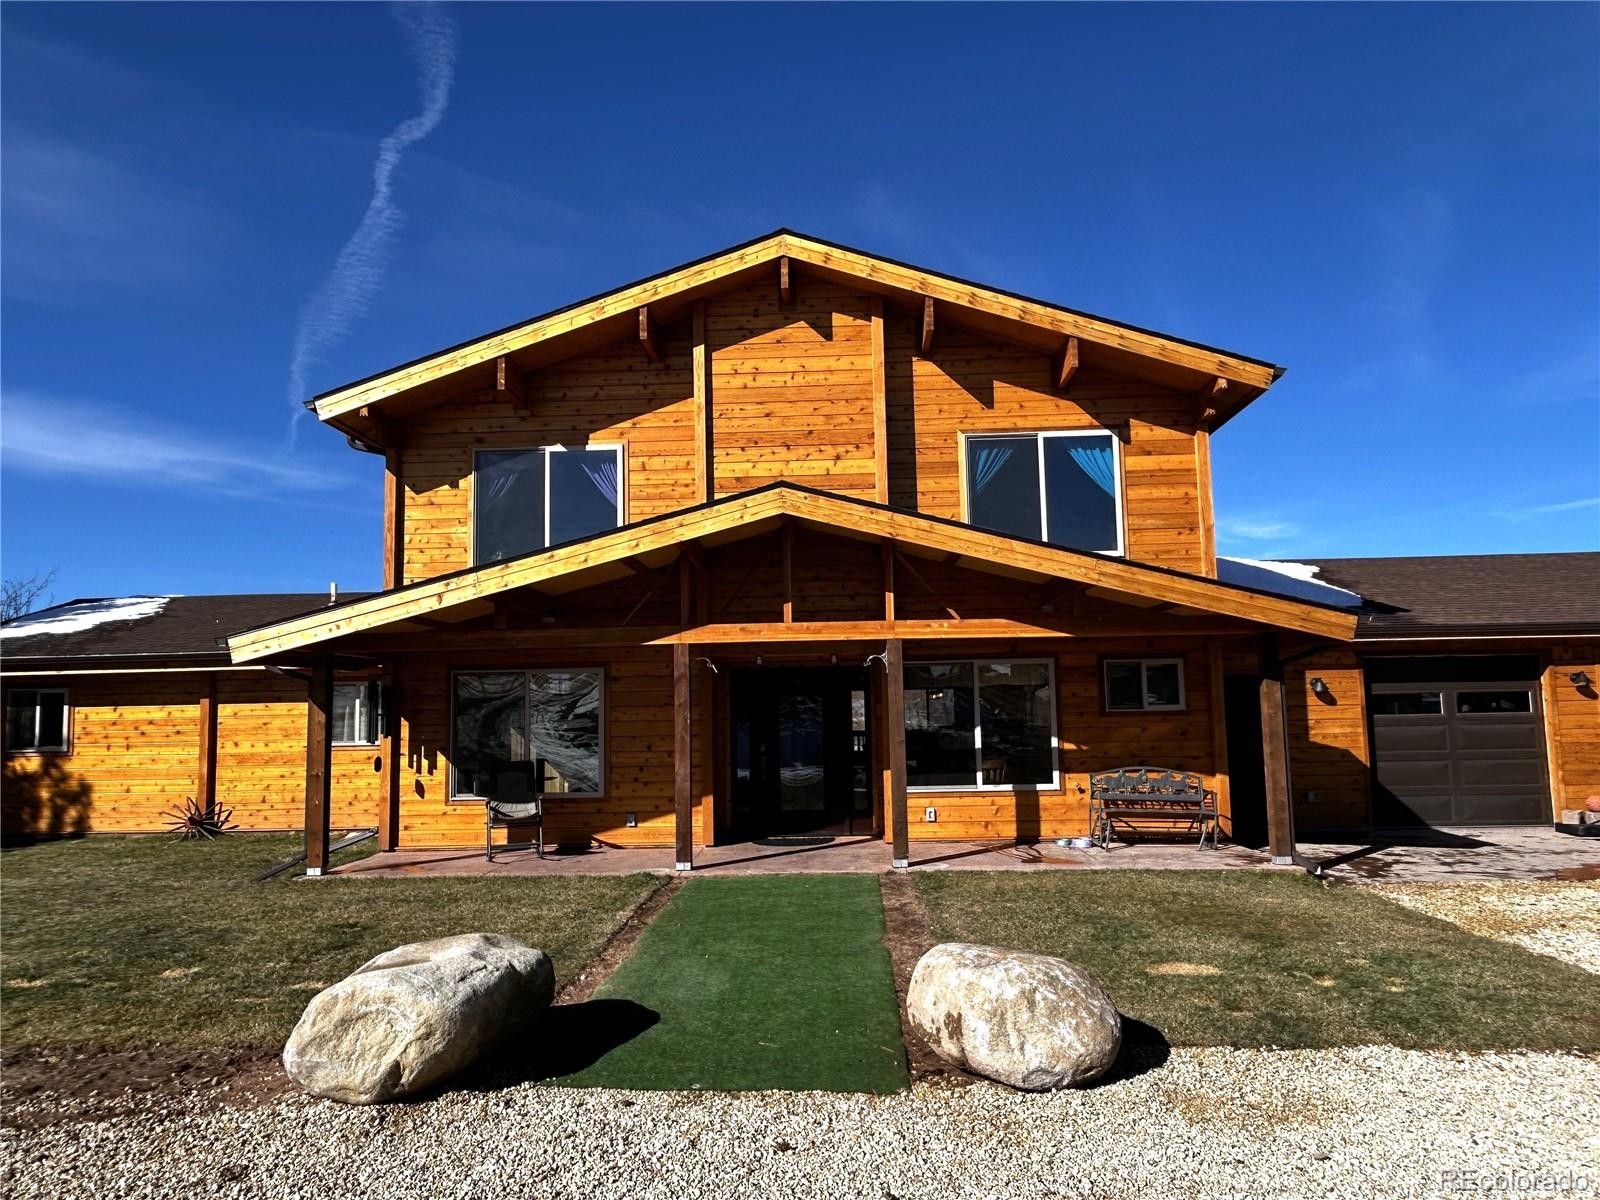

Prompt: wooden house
[4,233,1595,864]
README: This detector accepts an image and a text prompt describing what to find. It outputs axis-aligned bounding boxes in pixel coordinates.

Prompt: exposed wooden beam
[496,355,529,410]
[673,642,693,871]
[1260,637,1295,865]
[778,255,793,306]
[895,549,960,620]
[1054,336,1081,392]
[303,656,333,876]
[884,638,909,868]
[638,305,662,364]
[1207,642,1231,839]
[196,672,218,817]
[1197,377,1229,430]
[382,447,404,590]
[919,296,936,357]
[692,302,711,503]
[880,540,896,622]
[781,519,795,623]
[356,405,400,449]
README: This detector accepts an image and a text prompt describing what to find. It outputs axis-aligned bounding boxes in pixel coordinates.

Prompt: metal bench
[485,763,546,862]
[1089,767,1219,850]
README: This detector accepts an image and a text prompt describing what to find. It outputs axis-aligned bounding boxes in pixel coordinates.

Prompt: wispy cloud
[2,392,347,496]
[285,3,457,439]
[1218,515,1302,542]
[1488,496,1600,522]
[2,131,234,304]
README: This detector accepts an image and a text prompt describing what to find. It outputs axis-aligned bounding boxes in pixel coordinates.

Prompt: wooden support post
[376,672,401,851]
[196,672,218,817]
[638,305,662,364]
[674,642,693,871]
[870,296,889,504]
[303,656,334,876]
[692,302,711,503]
[1207,641,1231,839]
[1259,639,1295,865]
[1054,336,1080,392]
[884,638,909,868]
[383,446,404,590]
[777,255,793,306]
[919,296,936,357]
[880,540,896,622]
[781,519,794,623]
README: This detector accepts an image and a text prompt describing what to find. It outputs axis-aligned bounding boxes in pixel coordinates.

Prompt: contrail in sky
[285,3,456,442]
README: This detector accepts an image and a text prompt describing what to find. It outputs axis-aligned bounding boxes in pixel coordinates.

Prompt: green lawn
[1,835,663,1049]
[913,871,1600,1052]
[552,876,908,1093]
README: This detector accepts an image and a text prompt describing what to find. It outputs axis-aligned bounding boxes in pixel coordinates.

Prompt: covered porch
[224,486,1358,876]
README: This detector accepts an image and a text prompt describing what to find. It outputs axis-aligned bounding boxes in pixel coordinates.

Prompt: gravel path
[6,1047,1597,1199]
[1372,880,1600,974]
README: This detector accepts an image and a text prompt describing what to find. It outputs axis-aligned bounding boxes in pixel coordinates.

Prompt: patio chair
[485,762,545,862]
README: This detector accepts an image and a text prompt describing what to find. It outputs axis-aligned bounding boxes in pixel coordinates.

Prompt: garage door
[1370,679,1549,826]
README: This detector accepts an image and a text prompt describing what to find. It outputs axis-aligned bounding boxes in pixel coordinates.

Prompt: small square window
[4,688,70,753]
[332,682,381,746]
[1104,659,1186,712]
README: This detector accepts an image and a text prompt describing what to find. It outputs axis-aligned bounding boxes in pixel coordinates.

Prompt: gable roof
[310,230,1282,435]
[227,484,1356,662]
[1303,553,1600,639]
[1,593,370,667]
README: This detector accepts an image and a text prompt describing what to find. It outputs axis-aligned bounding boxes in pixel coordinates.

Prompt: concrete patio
[323,825,1600,884]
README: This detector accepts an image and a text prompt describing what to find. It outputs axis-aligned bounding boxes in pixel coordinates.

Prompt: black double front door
[730,667,873,837]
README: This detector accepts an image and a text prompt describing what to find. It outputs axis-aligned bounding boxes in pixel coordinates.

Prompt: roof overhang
[311,230,1281,442]
[228,486,1356,662]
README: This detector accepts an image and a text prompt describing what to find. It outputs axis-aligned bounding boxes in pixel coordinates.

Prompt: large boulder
[283,933,554,1104]
[907,942,1121,1090]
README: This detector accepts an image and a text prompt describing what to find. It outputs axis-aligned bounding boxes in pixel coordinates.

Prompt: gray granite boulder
[283,933,554,1103]
[907,942,1121,1090]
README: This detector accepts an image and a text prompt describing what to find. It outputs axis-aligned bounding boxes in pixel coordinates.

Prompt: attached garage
[1368,658,1548,826]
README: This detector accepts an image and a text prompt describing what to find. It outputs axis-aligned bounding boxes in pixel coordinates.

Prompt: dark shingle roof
[0,594,371,663]
[1301,553,1600,639]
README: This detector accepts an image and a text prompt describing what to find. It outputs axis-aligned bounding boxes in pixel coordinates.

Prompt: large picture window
[964,430,1123,555]
[452,669,603,799]
[4,687,69,754]
[903,660,1056,790]
[473,445,623,564]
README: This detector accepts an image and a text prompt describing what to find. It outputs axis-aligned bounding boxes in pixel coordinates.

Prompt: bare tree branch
[2,569,58,623]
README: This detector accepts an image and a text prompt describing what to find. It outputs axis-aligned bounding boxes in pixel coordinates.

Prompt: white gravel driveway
[6,1046,1596,1200]
[1372,881,1600,975]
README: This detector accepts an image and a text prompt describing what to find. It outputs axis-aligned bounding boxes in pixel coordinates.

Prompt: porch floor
[322,826,1597,883]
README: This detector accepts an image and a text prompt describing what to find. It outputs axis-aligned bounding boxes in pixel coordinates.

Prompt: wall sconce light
[1572,671,1593,687]
[1310,677,1329,697]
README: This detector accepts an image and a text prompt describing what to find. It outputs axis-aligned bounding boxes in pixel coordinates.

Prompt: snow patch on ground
[1218,558,1364,607]
[0,596,172,639]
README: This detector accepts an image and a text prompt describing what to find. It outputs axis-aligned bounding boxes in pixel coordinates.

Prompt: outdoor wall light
[1571,671,1593,687]
[1310,677,1329,696]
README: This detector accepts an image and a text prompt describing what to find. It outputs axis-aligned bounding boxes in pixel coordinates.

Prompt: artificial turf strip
[913,870,1600,1053]
[553,875,909,1094]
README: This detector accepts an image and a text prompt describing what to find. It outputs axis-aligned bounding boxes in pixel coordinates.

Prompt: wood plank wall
[393,277,1214,584]
[1545,641,1598,815]
[1281,648,1371,829]
[1,672,384,836]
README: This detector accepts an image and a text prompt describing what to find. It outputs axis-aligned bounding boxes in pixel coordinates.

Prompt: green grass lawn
[1,835,663,1050]
[913,871,1600,1052]
[552,876,908,1093]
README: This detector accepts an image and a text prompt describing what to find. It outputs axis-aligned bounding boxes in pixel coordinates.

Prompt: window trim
[448,666,607,802]
[331,680,382,748]
[958,428,1126,557]
[4,686,72,755]
[470,443,626,566]
[1102,657,1188,713]
[904,657,1061,794]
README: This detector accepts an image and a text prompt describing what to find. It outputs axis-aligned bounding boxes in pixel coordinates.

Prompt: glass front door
[731,667,872,837]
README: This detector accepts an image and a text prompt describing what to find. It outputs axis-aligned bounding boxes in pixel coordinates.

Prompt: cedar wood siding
[395,276,1216,584]
[2,672,383,836]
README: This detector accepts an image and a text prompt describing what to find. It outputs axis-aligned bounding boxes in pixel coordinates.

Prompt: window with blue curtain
[965,431,1121,553]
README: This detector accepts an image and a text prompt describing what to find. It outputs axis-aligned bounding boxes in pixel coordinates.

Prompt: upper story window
[4,687,70,754]
[473,445,623,565]
[964,430,1123,555]
[332,681,381,746]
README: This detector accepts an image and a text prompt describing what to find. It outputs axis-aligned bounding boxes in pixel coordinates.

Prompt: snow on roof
[1218,558,1364,609]
[0,596,172,640]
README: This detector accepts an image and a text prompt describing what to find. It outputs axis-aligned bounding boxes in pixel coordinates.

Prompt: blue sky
[3,2,1596,605]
